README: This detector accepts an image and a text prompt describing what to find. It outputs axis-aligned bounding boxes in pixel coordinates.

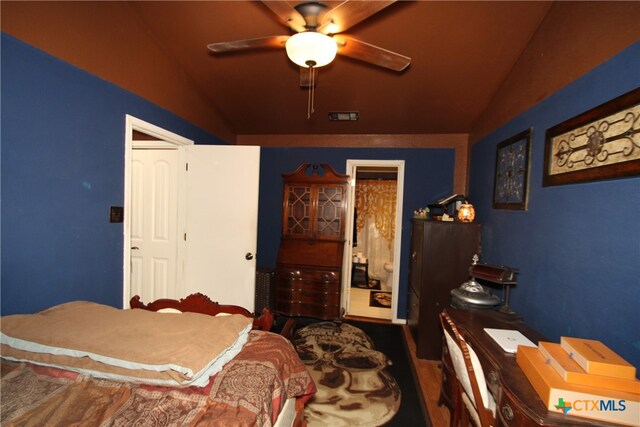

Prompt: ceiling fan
[206,1,411,78]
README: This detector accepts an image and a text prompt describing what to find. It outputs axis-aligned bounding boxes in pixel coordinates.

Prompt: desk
[441,308,622,426]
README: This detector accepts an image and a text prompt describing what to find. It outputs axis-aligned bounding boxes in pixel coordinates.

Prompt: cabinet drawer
[278,267,339,283]
[495,391,529,427]
[277,301,341,320]
[276,277,340,294]
[276,287,340,304]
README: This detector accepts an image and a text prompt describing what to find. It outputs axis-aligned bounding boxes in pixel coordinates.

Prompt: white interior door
[130,149,179,302]
[183,145,260,311]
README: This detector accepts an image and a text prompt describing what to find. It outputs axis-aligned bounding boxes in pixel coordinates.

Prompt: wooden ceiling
[126,0,552,135]
[3,1,639,141]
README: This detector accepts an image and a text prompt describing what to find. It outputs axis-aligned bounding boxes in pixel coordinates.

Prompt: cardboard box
[539,342,640,394]
[561,337,636,380]
[516,346,640,426]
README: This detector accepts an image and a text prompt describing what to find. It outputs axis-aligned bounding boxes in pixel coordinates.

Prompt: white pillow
[157,308,182,314]
[157,308,231,317]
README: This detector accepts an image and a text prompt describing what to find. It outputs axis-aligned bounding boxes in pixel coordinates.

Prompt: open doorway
[342,160,405,323]
[123,115,261,310]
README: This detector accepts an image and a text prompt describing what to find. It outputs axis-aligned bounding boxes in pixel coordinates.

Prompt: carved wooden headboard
[130,293,274,332]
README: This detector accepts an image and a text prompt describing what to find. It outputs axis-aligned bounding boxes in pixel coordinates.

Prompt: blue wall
[1,34,226,315]
[2,34,457,320]
[469,42,640,367]
[257,147,456,320]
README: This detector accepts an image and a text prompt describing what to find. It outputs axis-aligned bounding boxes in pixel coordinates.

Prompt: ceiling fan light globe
[286,32,337,68]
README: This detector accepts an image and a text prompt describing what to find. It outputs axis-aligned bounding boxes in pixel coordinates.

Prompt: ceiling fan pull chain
[311,66,316,116]
[307,65,315,119]
[305,60,317,119]
[307,66,312,119]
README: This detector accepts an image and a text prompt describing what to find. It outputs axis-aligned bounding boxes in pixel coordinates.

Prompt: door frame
[342,159,405,324]
[123,115,194,308]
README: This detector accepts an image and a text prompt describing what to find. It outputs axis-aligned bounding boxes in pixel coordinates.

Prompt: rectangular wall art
[493,128,532,210]
[543,87,640,186]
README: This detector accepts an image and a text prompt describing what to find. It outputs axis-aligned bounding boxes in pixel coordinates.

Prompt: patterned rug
[369,291,392,308]
[292,322,401,427]
[352,278,381,290]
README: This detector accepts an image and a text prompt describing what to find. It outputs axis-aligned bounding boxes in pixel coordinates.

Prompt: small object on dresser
[516,346,640,426]
[538,341,640,394]
[413,207,429,218]
[483,328,537,353]
[457,200,475,222]
[560,337,637,380]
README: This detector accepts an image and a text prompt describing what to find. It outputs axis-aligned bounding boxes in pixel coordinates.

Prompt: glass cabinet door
[316,186,344,239]
[285,185,312,236]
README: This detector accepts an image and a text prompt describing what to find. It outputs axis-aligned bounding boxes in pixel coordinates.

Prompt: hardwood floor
[402,324,451,427]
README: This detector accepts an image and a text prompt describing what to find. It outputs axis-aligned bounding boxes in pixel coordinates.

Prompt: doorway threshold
[344,314,393,325]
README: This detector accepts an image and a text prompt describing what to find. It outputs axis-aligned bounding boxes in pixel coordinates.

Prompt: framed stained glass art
[543,87,640,187]
[493,129,532,210]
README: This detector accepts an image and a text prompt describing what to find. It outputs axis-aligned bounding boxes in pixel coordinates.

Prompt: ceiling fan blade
[333,35,410,72]
[318,1,396,34]
[207,36,289,53]
[261,1,307,33]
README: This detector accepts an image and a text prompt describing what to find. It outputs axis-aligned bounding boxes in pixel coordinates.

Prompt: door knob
[245,252,254,260]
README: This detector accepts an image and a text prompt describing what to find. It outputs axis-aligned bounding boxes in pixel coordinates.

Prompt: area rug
[348,321,431,427]
[367,279,382,290]
[292,322,401,426]
[370,291,392,308]
[352,278,381,290]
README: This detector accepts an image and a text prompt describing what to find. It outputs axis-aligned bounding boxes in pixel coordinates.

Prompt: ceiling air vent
[328,111,359,121]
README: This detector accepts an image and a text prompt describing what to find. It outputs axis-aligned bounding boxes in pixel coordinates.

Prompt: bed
[0,293,315,427]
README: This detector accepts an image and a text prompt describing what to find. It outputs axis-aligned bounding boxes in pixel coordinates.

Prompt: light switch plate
[109,206,124,223]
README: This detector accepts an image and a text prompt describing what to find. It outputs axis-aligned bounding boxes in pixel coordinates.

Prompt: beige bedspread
[1,331,316,427]
[1,301,252,386]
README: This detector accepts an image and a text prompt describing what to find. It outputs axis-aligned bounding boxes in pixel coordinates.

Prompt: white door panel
[130,149,179,302]
[183,145,260,311]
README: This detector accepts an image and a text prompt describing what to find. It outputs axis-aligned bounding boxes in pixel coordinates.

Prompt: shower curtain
[354,180,397,284]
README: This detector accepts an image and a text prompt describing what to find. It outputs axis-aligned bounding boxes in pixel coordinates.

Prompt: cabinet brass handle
[501,404,514,421]
[488,370,498,385]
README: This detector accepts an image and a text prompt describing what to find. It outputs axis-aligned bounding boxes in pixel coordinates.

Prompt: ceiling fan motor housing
[294,1,328,30]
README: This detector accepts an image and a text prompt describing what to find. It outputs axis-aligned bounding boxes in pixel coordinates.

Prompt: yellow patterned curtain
[355,180,397,246]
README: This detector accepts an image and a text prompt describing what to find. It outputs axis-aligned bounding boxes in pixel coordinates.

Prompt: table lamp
[451,255,518,313]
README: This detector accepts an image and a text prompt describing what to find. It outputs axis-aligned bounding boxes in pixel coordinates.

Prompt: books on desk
[539,341,640,394]
[560,337,637,380]
[517,338,640,425]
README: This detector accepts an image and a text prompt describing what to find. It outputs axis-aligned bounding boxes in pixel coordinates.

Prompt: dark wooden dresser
[275,163,349,320]
[441,308,624,426]
[407,219,481,360]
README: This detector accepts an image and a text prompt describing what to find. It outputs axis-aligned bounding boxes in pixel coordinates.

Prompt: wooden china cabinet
[275,163,349,320]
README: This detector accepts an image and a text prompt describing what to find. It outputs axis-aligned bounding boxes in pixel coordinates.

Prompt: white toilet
[383,261,394,273]
[382,261,394,291]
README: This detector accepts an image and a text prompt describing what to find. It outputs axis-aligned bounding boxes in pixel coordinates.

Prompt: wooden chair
[440,310,496,427]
